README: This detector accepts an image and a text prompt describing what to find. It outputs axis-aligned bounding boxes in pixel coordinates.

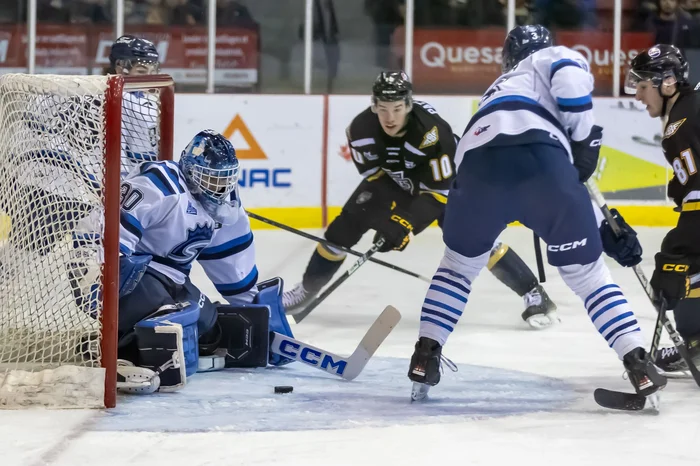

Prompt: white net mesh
[0,74,165,408]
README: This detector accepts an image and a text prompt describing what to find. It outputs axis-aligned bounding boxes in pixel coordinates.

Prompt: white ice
[2,227,700,466]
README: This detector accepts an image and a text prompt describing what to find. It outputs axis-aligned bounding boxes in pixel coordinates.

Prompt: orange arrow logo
[222,114,267,159]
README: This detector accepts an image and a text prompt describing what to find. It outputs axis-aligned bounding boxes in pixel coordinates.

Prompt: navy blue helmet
[502,25,553,74]
[109,35,160,75]
[180,130,240,210]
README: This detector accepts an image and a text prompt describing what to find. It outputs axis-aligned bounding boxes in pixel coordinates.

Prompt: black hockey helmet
[502,25,553,74]
[625,44,689,95]
[109,35,160,75]
[371,71,413,107]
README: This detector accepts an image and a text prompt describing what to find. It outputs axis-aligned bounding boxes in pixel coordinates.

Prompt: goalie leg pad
[216,304,270,368]
[134,301,200,392]
[256,277,295,366]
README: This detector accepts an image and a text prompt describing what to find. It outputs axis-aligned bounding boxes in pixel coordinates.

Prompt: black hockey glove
[650,252,691,310]
[373,210,414,252]
[571,125,603,182]
[599,208,642,267]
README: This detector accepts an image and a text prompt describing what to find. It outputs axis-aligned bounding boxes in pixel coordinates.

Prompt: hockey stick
[292,238,386,324]
[246,210,431,284]
[533,232,546,283]
[270,305,402,380]
[585,180,700,389]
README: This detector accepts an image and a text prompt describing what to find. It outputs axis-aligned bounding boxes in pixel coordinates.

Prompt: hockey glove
[599,208,642,267]
[650,252,691,310]
[571,125,603,182]
[373,210,414,252]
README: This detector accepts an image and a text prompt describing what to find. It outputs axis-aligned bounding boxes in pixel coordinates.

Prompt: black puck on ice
[274,385,293,394]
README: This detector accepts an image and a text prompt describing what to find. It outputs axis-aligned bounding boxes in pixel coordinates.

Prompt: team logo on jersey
[474,125,491,136]
[168,223,214,264]
[386,170,414,193]
[363,151,379,161]
[419,126,439,149]
[404,160,416,169]
[664,118,686,139]
[186,201,198,215]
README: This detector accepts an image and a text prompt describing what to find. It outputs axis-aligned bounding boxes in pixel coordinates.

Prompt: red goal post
[0,73,174,408]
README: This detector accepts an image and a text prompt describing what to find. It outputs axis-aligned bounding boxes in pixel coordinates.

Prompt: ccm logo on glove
[390,214,413,231]
[662,263,690,272]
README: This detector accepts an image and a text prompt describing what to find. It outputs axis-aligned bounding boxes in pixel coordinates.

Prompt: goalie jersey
[121,90,159,177]
[346,101,458,202]
[119,160,258,300]
[459,45,595,167]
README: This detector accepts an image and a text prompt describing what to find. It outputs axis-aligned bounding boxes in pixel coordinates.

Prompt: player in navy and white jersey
[407,25,665,401]
[115,130,293,393]
[283,71,559,329]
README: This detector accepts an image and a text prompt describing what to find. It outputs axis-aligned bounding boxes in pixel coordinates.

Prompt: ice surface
[2,227,700,466]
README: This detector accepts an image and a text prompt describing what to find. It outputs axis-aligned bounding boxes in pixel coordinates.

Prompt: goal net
[0,74,174,408]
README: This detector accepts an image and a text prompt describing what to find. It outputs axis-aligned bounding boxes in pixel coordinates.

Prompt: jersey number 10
[673,149,697,185]
[429,154,454,181]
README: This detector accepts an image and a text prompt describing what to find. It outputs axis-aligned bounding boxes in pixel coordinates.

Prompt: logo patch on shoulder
[186,201,198,215]
[419,126,439,149]
[664,118,686,139]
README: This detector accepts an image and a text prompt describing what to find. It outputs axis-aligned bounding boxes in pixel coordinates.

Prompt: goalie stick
[586,180,700,410]
[270,305,401,380]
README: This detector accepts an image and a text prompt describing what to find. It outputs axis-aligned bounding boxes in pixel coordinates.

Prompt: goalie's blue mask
[180,130,241,224]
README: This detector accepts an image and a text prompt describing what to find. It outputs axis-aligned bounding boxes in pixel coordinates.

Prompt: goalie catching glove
[650,252,692,310]
[373,209,414,252]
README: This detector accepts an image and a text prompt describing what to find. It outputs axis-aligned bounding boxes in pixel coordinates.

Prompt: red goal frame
[102,74,174,408]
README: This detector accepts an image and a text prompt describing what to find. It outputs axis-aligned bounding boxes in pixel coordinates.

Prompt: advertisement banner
[0,25,259,87]
[174,95,324,209]
[398,28,654,95]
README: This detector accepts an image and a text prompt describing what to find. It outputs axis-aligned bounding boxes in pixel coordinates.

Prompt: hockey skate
[521,284,559,329]
[282,282,315,315]
[654,337,700,378]
[408,337,457,401]
[623,347,667,408]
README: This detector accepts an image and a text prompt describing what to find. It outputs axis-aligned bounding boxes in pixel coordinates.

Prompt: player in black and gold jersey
[283,71,559,329]
[627,44,700,374]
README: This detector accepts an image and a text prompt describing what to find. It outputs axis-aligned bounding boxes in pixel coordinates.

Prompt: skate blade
[646,392,661,410]
[411,382,430,402]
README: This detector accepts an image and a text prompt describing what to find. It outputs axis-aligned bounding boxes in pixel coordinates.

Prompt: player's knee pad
[134,301,200,392]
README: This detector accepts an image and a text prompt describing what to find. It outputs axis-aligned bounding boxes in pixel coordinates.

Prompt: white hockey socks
[419,247,490,346]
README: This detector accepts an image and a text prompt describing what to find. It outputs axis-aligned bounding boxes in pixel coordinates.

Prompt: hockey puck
[274,385,293,394]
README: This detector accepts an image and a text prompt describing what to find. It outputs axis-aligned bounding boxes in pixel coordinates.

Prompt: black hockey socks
[488,243,538,296]
[302,244,347,293]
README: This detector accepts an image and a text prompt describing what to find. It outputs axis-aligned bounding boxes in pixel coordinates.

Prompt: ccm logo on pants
[548,238,587,252]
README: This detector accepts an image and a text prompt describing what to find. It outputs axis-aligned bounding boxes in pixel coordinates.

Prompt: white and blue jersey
[120,91,159,177]
[457,46,595,167]
[119,160,258,301]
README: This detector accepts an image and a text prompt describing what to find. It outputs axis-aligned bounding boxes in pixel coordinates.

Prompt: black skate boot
[408,337,456,401]
[654,337,700,377]
[623,347,667,398]
[521,284,559,329]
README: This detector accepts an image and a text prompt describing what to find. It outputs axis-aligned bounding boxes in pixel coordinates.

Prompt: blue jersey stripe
[216,266,259,296]
[199,232,254,261]
[465,97,567,138]
[550,58,583,80]
[120,211,143,240]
